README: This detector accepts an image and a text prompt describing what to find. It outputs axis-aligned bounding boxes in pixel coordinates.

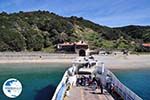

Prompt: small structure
[142,43,150,52]
[57,41,89,56]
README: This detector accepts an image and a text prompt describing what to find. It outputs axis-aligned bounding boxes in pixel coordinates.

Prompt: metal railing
[52,67,74,100]
[51,70,67,100]
[103,67,143,100]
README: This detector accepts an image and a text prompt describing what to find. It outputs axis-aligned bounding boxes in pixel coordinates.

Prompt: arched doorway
[79,49,86,56]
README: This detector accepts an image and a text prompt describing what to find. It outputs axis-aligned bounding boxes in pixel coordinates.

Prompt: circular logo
[3,78,22,98]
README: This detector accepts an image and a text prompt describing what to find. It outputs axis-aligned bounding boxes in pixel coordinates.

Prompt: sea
[0,64,149,100]
[0,63,70,100]
[112,68,150,100]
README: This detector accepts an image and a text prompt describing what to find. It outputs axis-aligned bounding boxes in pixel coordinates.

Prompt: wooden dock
[65,86,114,100]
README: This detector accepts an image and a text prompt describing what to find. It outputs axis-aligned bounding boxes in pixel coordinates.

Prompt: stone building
[57,41,89,56]
[142,43,150,52]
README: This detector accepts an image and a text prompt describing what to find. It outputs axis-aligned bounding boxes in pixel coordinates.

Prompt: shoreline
[95,54,150,70]
[0,53,149,70]
[0,59,73,64]
[0,52,77,64]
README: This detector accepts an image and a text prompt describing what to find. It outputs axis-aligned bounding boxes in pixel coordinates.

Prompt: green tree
[0,29,26,51]
[116,36,130,50]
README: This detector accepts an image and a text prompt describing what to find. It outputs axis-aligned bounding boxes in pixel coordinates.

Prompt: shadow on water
[34,84,56,100]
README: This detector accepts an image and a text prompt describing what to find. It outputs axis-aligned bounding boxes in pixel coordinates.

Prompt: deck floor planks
[66,86,114,100]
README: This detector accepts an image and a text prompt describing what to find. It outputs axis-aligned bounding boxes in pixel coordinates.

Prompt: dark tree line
[0,11,149,52]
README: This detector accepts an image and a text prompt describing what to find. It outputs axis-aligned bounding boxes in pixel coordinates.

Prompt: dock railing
[51,69,68,100]
[52,67,75,100]
[103,67,143,100]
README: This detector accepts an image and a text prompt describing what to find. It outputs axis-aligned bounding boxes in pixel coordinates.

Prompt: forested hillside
[0,11,149,52]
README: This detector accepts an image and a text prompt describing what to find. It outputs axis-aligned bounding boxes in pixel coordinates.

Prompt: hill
[0,11,149,52]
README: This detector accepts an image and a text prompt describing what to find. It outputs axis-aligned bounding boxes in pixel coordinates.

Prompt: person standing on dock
[92,77,103,94]
[91,77,97,91]
[96,77,103,94]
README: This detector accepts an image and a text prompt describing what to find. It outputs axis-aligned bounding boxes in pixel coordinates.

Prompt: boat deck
[65,86,114,100]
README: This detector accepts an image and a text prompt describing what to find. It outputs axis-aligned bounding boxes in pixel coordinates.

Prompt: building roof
[59,42,74,46]
[74,41,87,45]
[142,43,150,47]
[58,41,88,46]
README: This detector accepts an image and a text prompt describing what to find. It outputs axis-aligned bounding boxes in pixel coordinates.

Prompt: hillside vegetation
[0,11,149,52]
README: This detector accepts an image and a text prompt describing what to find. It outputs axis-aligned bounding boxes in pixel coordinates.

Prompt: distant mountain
[115,25,150,43]
[0,11,149,52]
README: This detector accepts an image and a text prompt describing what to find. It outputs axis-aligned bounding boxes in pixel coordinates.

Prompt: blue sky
[0,0,150,27]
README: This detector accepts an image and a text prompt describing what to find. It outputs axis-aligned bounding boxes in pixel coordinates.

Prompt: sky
[0,0,150,27]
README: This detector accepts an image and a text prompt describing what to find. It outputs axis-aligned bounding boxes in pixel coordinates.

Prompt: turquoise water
[0,64,149,100]
[112,68,150,100]
[0,63,70,100]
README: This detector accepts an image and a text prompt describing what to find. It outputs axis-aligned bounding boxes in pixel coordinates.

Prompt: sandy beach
[0,52,149,69]
[0,59,73,64]
[0,52,77,64]
[94,54,150,70]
